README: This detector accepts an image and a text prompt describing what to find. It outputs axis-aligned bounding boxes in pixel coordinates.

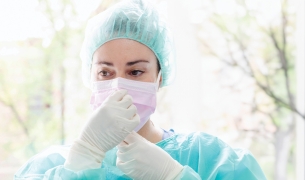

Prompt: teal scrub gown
[15,132,267,180]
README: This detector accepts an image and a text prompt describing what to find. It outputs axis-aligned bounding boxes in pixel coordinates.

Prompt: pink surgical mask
[90,72,161,132]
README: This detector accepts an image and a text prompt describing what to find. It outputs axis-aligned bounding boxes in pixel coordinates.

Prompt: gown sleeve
[174,166,202,180]
[14,145,103,180]
[162,132,267,180]
[14,145,128,180]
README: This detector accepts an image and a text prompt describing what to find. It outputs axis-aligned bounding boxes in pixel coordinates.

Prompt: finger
[131,112,140,122]
[116,151,136,167]
[123,131,142,144]
[106,89,127,102]
[117,113,140,133]
[116,158,135,172]
[117,145,133,163]
[128,104,137,119]
[117,142,129,152]
[118,94,133,108]
[123,104,137,120]
[117,141,128,147]
[116,156,125,170]
[117,132,136,150]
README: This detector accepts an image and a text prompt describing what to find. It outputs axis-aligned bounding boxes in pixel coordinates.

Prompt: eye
[130,70,144,76]
[99,70,111,76]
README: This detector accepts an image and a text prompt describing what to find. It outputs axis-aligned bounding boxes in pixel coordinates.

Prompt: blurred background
[0,0,304,179]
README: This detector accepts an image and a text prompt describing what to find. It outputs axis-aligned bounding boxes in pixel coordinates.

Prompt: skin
[91,38,164,144]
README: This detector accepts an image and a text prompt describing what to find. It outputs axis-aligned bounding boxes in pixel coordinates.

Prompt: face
[91,39,160,84]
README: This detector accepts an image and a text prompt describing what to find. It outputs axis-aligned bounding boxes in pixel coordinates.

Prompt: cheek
[147,74,156,82]
[145,69,159,83]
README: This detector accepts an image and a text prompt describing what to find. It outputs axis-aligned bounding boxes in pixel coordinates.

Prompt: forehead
[92,39,157,64]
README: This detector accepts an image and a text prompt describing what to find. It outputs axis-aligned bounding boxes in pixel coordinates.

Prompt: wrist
[64,139,105,172]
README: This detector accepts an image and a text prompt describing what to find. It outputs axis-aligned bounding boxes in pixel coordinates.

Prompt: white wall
[153,0,204,133]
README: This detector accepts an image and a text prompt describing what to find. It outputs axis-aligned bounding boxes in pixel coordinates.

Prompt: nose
[116,71,126,79]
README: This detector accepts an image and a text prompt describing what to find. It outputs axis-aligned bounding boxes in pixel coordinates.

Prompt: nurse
[15,0,267,179]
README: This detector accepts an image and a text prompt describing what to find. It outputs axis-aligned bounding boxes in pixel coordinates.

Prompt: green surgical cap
[80,0,175,88]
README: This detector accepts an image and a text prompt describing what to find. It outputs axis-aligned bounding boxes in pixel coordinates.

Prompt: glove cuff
[165,161,183,180]
[64,139,106,172]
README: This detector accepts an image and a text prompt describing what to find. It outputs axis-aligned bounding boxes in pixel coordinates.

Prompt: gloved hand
[116,131,183,180]
[64,89,140,171]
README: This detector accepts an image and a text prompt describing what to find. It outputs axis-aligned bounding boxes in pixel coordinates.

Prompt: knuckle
[129,104,136,112]
[125,95,132,102]
[127,94,133,100]
[133,114,140,121]
[132,104,137,111]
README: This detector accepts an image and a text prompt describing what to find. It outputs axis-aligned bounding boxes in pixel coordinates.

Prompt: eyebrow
[126,60,149,66]
[95,60,149,66]
[95,61,113,66]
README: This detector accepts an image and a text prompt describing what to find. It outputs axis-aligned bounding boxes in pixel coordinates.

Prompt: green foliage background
[0,0,302,179]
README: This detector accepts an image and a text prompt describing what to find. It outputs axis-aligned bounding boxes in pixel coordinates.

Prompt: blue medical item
[15,132,266,180]
[81,0,175,88]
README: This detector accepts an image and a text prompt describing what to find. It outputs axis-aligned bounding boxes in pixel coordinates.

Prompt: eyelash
[130,70,144,76]
[98,70,145,77]
[99,70,111,76]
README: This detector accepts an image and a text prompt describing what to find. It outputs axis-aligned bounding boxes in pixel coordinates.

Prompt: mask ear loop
[156,71,162,91]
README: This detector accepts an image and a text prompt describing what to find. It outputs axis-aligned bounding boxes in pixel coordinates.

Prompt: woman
[15,0,266,179]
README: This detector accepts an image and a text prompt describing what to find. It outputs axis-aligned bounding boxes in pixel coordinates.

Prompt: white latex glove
[64,89,140,171]
[116,131,183,180]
